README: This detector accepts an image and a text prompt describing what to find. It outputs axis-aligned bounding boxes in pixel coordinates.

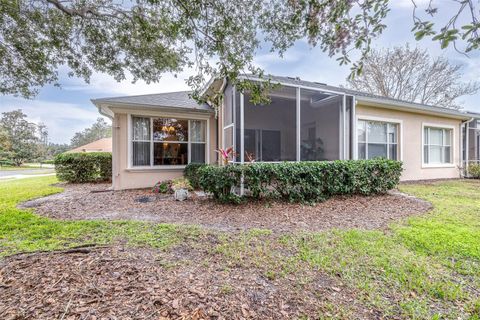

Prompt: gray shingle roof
[261,75,477,119]
[92,76,479,119]
[92,91,212,112]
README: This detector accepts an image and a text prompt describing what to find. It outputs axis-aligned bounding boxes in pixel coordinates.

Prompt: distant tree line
[0,110,111,166]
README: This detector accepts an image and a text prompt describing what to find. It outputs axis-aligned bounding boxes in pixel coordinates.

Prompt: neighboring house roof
[68,138,112,153]
[92,91,211,112]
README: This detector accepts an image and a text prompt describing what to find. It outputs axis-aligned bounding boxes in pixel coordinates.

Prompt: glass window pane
[368,122,387,143]
[424,128,428,145]
[132,117,150,141]
[429,145,442,163]
[429,128,443,145]
[368,143,387,159]
[444,130,452,146]
[153,118,188,142]
[444,146,451,163]
[389,144,398,160]
[424,145,429,164]
[153,143,188,165]
[357,120,366,143]
[132,142,150,166]
[358,143,366,160]
[190,120,206,142]
[191,143,205,163]
[262,130,282,161]
[388,124,397,143]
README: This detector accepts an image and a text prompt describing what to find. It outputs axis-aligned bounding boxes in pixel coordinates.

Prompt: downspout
[461,117,475,177]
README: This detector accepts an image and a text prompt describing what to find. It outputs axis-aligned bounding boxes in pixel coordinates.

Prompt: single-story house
[92,75,480,190]
[67,137,112,153]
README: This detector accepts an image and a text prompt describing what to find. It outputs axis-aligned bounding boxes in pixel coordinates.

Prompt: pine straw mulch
[0,244,382,320]
[19,183,432,233]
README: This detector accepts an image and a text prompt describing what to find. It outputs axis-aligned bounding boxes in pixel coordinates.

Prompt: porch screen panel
[224,84,234,126]
[300,89,341,161]
[243,86,296,162]
[132,116,151,166]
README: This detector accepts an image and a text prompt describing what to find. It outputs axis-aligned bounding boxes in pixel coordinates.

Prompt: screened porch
[222,81,355,163]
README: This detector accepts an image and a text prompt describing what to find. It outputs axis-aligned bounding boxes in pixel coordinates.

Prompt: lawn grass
[0,176,200,256]
[0,176,479,318]
[214,180,480,319]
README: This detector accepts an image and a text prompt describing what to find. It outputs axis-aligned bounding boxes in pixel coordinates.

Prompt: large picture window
[423,126,452,165]
[357,119,398,160]
[131,116,206,167]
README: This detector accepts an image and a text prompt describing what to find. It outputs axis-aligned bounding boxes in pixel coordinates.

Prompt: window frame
[422,123,455,168]
[356,116,403,161]
[128,114,209,170]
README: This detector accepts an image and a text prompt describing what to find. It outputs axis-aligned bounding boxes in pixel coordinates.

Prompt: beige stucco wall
[111,108,217,190]
[109,101,464,189]
[356,104,463,181]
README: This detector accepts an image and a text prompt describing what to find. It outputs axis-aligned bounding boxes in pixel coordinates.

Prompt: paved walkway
[0,169,55,180]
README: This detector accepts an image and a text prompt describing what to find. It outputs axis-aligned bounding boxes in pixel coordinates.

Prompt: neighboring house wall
[356,104,462,181]
[111,108,217,190]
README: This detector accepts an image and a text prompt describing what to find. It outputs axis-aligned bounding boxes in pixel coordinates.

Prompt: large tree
[1,0,478,101]
[0,110,39,166]
[346,45,479,109]
[70,118,112,148]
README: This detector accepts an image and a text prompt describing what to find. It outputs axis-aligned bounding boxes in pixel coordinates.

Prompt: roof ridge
[92,90,192,102]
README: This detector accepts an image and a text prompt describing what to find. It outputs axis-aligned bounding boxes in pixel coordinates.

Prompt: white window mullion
[187,120,191,164]
[365,124,369,160]
[149,118,153,167]
[296,87,301,161]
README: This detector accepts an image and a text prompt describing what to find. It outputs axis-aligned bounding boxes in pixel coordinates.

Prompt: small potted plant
[171,177,193,201]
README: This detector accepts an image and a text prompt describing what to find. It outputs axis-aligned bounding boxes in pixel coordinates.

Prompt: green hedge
[55,152,112,183]
[197,159,403,204]
[468,163,480,179]
[184,163,207,189]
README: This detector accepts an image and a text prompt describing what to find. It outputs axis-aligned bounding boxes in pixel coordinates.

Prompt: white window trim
[422,122,455,168]
[128,113,210,170]
[356,115,404,161]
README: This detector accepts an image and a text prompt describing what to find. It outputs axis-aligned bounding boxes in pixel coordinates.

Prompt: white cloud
[0,97,107,144]
[62,70,193,97]
[390,0,432,9]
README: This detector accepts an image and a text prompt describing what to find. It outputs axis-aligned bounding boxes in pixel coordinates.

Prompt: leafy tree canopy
[70,118,112,148]
[1,0,478,101]
[0,109,39,166]
[347,45,480,109]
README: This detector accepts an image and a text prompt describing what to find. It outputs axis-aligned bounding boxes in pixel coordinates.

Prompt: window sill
[421,164,456,169]
[126,166,186,172]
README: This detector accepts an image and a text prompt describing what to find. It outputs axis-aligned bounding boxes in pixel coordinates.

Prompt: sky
[0,0,479,144]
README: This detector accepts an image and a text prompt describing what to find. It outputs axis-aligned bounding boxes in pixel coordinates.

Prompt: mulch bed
[0,245,381,319]
[20,183,432,233]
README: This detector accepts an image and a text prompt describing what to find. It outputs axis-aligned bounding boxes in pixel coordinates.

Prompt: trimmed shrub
[184,163,207,189]
[55,152,112,183]
[197,159,403,204]
[468,163,480,179]
[0,159,14,167]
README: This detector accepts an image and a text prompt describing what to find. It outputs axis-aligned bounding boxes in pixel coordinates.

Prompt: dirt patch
[20,183,432,232]
[0,245,381,319]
